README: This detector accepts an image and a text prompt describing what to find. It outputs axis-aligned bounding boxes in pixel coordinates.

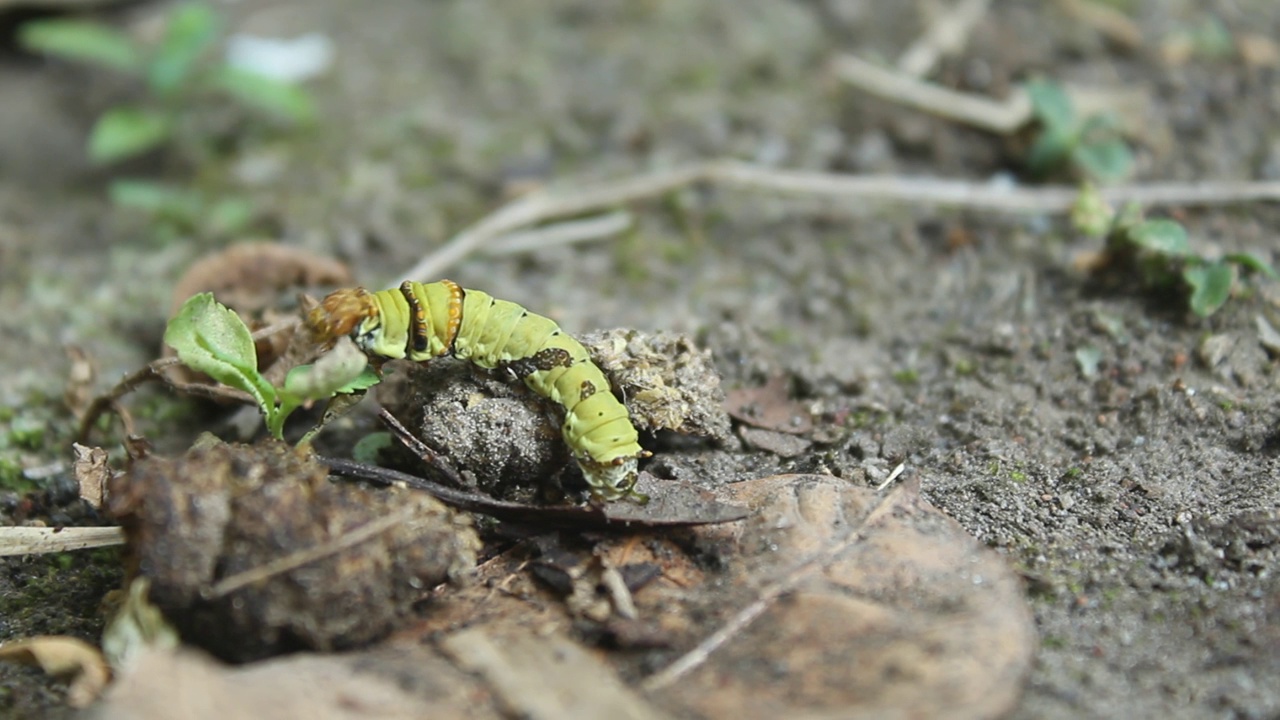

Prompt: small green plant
[164,293,378,441]
[1071,185,1278,317]
[19,3,315,235]
[1024,79,1133,184]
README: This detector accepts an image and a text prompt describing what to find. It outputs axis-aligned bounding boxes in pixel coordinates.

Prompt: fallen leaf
[441,627,670,720]
[95,644,473,720]
[0,636,110,708]
[647,474,1036,720]
[724,376,813,434]
[72,443,111,509]
[167,242,352,318]
[736,426,812,457]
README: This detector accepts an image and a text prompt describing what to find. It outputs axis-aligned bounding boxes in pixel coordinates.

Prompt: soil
[1,0,1278,718]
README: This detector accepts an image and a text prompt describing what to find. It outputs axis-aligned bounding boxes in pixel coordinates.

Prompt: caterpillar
[307,280,649,502]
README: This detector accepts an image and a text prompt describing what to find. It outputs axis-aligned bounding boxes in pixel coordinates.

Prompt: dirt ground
[2,0,1279,718]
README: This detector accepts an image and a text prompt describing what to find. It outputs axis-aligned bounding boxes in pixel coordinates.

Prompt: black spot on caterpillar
[308,280,649,502]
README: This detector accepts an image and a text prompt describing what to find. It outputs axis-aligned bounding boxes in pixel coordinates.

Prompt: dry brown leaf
[384,474,1030,718]
[647,474,1035,720]
[94,644,483,720]
[0,636,110,708]
[724,376,813,434]
[440,627,670,720]
[736,426,812,457]
[72,443,110,509]
[167,242,352,317]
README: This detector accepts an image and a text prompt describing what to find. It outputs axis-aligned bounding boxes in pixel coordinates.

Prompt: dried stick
[77,321,301,442]
[898,0,993,77]
[378,408,468,489]
[486,211,633,256]
[401,158,1280,283]
[0,527,125,556]
[831,53,1032,133]
[1056,0,1142,49]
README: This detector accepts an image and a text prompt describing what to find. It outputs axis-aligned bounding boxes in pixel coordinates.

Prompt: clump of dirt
[107,437,480,662]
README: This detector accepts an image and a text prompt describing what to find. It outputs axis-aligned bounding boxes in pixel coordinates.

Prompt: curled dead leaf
[724,376,813,435]
[0,636,110,708]
[72,443,111,509]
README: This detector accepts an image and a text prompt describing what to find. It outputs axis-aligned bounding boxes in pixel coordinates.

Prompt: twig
[898,0,993,77]
[1056,0,1142,50]
[77,320,302,443]
[378,408,467,489]
[0,527,125,556]
[486,211,634,256]
[204,507,417,598]
[831,53,1032,133]
[401,159,1280,284]
[397,165,706,283]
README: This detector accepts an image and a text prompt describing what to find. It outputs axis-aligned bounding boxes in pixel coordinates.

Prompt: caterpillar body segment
[308,281,648,502]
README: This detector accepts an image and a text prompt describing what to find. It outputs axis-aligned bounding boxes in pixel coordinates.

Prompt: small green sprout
[20,3,314,165]
[1071,186,1279,317]
[164,293,379,441]
[19,3,315,236]
[1025,79,1134,184]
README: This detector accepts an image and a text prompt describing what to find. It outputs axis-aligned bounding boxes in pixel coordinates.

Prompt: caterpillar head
[307,288,382,352]
[579,456,648,504]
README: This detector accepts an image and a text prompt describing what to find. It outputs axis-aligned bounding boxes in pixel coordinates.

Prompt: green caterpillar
[307,280,648,502]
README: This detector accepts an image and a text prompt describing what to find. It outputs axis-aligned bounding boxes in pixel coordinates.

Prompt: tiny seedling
[1024,79,1134,185]
[164,293,379,442]
[19,3,315,235]
[1071,185,1278,317]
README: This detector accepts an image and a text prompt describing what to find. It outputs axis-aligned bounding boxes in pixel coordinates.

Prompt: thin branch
[831,53,1032,133]
[0,527,125,556]
[401,160,1280,284]
[897,0,993,77]
[77,320,302,443]
[378,408,468,489]
[1056,0,1142,49]
[486,211,633,256]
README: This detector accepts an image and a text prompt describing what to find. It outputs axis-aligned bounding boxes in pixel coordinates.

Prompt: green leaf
[1223,252,1280,281]
[18,19,143,73]
[1184,262,1236,317]
[1026,126,1074,177]
[210,67,316,123]
[88,108,173,164]
[1073,138,1134,184]
[351,432,393,464]
[1128,219,1190,256]
[147,2,221,95]
[164,293,275,413]
[206,197,255,235]
[108,180,201,218]
[1025,79,1075,130]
